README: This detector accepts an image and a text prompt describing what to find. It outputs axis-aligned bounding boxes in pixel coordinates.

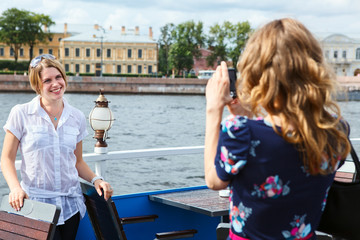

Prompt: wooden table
[149,188,229,218]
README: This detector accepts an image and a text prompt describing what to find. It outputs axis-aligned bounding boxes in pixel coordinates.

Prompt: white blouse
[3,95,88,224]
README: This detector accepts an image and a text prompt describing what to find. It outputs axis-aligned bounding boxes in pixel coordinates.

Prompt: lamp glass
[89,107,114,130]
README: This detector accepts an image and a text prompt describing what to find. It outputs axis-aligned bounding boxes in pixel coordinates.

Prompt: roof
[62,29,156,44]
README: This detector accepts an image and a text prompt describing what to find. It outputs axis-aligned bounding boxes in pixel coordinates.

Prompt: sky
[2,0,360,40]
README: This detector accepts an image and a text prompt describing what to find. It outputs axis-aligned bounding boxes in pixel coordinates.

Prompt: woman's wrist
[91,175,104,185]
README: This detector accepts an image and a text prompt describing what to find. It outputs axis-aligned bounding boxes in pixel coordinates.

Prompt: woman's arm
[204,62,231,190]
[74,141,113,200]
[1,130,28,211]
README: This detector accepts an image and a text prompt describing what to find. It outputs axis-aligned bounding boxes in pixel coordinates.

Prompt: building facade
[0,23,158,75]
[319,34,360,76]
[59,25,158,75]
[0,31,70,62]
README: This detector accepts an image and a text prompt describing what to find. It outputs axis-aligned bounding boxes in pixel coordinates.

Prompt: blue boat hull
[76,186,224,240]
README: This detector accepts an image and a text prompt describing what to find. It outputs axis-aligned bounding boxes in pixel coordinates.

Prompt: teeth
[52,89,60,93]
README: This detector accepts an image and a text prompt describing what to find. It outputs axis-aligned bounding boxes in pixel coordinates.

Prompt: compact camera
[228,68,237,99]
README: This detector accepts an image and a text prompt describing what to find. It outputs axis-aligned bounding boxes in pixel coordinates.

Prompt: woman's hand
[226,98,253,117]
[94,179,113,201]
[9,187,28,211]
[206,61,233,113]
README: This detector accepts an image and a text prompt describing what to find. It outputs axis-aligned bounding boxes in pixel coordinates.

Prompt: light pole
[93,26,105,77]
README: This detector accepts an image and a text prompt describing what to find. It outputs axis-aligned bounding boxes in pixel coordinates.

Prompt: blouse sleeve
[215,115,251,181]
[3,105,23,141]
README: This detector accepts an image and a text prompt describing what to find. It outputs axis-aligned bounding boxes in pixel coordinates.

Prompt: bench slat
[0,215,50,240]
[0,211,50,231]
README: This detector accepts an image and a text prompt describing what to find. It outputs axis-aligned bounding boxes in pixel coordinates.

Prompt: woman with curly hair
[204,18,350,240]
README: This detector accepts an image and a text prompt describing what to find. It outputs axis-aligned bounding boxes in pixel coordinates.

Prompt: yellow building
[0,30,69,62]
[59,24,158,75]
[0,23,158,75]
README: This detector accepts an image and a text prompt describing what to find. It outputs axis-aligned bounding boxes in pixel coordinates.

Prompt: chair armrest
[155,229,197,240]
[120,214,158,224]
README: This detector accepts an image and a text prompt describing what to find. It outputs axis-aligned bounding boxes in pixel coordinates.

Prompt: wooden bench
[0,195,60,240]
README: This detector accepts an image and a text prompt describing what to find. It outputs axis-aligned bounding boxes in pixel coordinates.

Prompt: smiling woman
[0,54,113,240]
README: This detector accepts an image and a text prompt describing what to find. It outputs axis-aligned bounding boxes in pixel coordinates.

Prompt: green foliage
[158,23,175,76]
[0,70,26,75]
[207,21,252,68]
[158,20,252,75]
[0,60,29,70]
[168,20,205,75]
[0,8,54,62]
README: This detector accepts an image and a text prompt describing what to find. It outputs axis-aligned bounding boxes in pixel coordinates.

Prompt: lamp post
[89,89,115,154]
[93,26,105,77]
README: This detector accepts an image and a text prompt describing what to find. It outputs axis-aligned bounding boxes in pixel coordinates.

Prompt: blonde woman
[204,18,350,240]
[1,54,113,240]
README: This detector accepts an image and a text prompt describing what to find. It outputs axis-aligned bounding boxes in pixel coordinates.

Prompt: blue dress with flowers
[215,115,340,240]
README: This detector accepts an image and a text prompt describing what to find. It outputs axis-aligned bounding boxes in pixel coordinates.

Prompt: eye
[43,79,51,83]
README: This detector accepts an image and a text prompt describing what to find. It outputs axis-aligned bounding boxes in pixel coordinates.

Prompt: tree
[207,21,252,68]
[158,23,175,76]
[24,13,54,61]
[0,8,29,64]
[206,21,233,66]
[228,21,252,67]
[168,20,205,75]
[168,41,194,75]
[0,8,54,63]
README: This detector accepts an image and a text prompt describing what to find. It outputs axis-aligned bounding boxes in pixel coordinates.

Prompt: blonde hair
[237,18,350,175]
[29,57,68,95]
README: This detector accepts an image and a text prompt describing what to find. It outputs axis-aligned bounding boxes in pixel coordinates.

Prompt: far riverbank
[0,75,359,98]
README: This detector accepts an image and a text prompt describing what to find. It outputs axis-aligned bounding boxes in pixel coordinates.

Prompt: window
[29,49,33,57]
[65,64,69,72]
[86,48,90,57]
[75,64,80,73]
[58,38,62,42]
[325,50,329,59]
[48,37,53,42]
[127,65,132,73]
[148,66,152,74]
[19,48,24,57]
[97,48,101,57]
[39,49,43,55]
[75,48,80,57]
[65,48,69,57]
[128,49,132,58]
[138,65,142,74]
[86,64,90,73]
[10,48,14,56]
[342,51,346,59]
[0,48,4,56]
[334,50,338,59]
[49,49,53,55]
[117,65,121,74]
[107,49,111,58]
[356,48,360,60]
[138,49,142,58]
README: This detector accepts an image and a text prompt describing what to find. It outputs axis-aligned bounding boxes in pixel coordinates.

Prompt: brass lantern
[89,89,115,153]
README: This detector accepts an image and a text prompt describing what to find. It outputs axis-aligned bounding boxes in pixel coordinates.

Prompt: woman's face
[40,67,66,102]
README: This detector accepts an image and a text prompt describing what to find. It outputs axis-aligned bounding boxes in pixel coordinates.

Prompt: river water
[0,92,359,196]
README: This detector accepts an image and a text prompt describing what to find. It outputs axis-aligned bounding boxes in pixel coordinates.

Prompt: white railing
[10,146,205,177]
[5,138,360,176]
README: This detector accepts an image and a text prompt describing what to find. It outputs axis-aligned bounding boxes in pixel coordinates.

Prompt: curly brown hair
[237,18,350,175]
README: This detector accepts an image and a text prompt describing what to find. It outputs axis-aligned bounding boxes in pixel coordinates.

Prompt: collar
[27,95,72,127]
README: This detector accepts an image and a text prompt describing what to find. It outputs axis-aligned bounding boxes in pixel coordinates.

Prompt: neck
[40,97,63,109]
[264,115,282,127]
[40,97,63,122]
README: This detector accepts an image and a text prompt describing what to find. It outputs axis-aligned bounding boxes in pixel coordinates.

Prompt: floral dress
[215,115,338,240]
